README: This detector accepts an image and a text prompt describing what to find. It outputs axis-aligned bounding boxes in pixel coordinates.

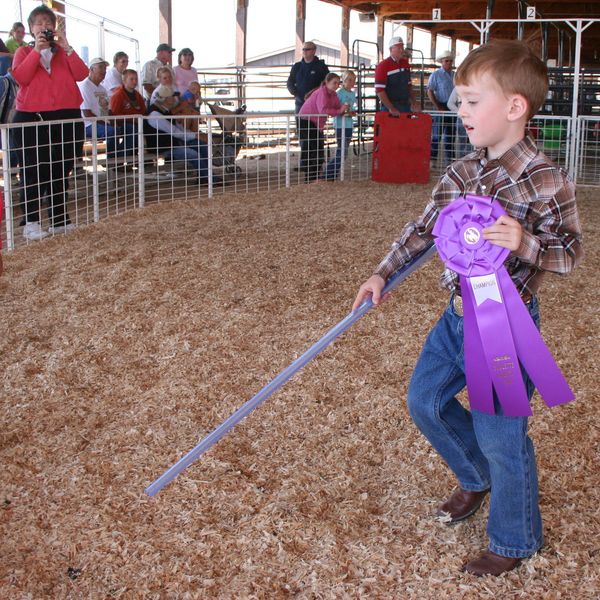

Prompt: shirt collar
[468,134,538,182]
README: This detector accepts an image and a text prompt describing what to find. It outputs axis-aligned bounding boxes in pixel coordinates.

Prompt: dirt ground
[1,181,598,598]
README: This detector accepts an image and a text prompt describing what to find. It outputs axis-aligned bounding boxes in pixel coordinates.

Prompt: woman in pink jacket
[12,5,89,241]
[298,72,348,183]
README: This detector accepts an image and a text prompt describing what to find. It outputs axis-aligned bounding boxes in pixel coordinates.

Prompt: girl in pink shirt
[298,72,348,182]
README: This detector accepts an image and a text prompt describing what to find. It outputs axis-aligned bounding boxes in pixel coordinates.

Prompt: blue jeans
[431,112,456,163]
[86,122,136,159]
[381,101,411,113]
[168,139,209,181]
[324,127,352,180]
[407,296,543,558]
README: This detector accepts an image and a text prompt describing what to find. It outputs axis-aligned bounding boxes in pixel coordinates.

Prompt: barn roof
[318,1,600,66]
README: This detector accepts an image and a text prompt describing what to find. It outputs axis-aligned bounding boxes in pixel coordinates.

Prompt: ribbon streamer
[145,244,437,496]
[432,194,574,417]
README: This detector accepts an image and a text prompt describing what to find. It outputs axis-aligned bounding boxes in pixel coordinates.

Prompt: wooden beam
[341,6,350,67]
[235,0,248,67]
[430,31,437,63]
[376,13,385,61]
[159,0,173,54]
[295,0,306,61]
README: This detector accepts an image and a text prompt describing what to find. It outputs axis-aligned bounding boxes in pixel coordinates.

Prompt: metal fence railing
[1,111,596,252]
[0,112,375,251]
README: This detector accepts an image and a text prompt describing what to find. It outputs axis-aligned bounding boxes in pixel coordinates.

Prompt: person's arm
[483,178,583,274]
[315,88,345,117]
[427,87,445,111]
[447,88,459,112]
[53,29,88,81]
[109,91,126,123]
[141,61,156,98]
[376,89,400,115]
[374,60,400,115]
[11,46,41,86]
[148,112,197,143]
[286,63,298,96]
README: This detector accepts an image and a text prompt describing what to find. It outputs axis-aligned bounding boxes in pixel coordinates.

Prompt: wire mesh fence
[0,111,596,252]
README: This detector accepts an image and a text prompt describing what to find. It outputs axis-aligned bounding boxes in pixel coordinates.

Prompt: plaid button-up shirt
[375,135,583,299]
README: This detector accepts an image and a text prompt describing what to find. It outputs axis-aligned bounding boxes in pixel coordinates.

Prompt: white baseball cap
[89,57,109,68]
[389,36,404,47]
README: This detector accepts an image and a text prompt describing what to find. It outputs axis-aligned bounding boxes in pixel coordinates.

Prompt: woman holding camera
[11,4,88,240]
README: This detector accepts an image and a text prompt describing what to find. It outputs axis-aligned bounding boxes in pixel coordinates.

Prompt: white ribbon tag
[470,273,502,306]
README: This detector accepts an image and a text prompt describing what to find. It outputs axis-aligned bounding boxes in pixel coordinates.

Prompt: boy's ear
[507,93,529,121]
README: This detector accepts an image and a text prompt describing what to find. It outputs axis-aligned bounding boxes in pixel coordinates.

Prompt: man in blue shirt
[427,50,456,165]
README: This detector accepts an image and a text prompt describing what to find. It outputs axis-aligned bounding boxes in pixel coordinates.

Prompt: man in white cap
[79,57,133,159]
[427,50,456,164]
[374,36,416,114]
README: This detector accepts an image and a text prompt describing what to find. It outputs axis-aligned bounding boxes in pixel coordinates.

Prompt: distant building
[240,39,375,69]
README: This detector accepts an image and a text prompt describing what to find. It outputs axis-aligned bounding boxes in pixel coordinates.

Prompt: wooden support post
[295,0,306,61]
[341,6,350,68]
[541,22,549,63]
[517,0,526,40]
[406,25,414,49]
[557,29,565,68]
[485,0,495,42]
[159,0,173,60]
[46,1,67,36]
[376,14,385,62]
[236,0,248,67]
[430,32,437,64]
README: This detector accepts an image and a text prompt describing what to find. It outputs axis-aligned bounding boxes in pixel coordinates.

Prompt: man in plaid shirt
[353,40,582,577]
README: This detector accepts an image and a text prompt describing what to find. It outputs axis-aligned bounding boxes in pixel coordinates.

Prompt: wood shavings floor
[1,181,598,598]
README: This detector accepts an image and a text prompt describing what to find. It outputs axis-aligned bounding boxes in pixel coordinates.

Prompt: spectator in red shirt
[11,4,88,241]
[110,69,145,117]
[374,36,417,115]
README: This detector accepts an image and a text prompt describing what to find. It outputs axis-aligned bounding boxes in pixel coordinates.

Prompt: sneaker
[23,222,50,241]
[48,223,77,235]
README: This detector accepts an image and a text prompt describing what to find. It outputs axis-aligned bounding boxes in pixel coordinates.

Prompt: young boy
[352,40,582,576]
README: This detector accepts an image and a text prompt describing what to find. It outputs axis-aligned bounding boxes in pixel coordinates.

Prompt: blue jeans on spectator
[298,118,324,183]
[406,296,543,558]
[381,100,411,113]
[324,126,352,180]
[431,110,456,164]
[167,138,209,182]
[85,122,136,159]
[456,117,470,158]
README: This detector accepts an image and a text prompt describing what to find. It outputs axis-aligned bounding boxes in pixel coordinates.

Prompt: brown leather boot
[436,488,489,523]
[463,551,521,576]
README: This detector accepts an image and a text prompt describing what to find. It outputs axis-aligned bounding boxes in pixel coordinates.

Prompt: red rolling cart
[372,112,432,184]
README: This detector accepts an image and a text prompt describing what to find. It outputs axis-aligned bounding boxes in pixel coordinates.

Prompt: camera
[41,29,55,42]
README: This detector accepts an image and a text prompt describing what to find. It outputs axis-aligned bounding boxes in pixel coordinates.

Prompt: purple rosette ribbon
[432,194,574,417]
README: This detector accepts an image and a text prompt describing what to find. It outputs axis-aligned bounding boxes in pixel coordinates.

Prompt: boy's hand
[352,274,387,312]
[483,214,523,251]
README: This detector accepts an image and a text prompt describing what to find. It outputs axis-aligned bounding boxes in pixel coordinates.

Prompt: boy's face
[456,71,526,159]
[159,70,173,86]
[123,72,137,91]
